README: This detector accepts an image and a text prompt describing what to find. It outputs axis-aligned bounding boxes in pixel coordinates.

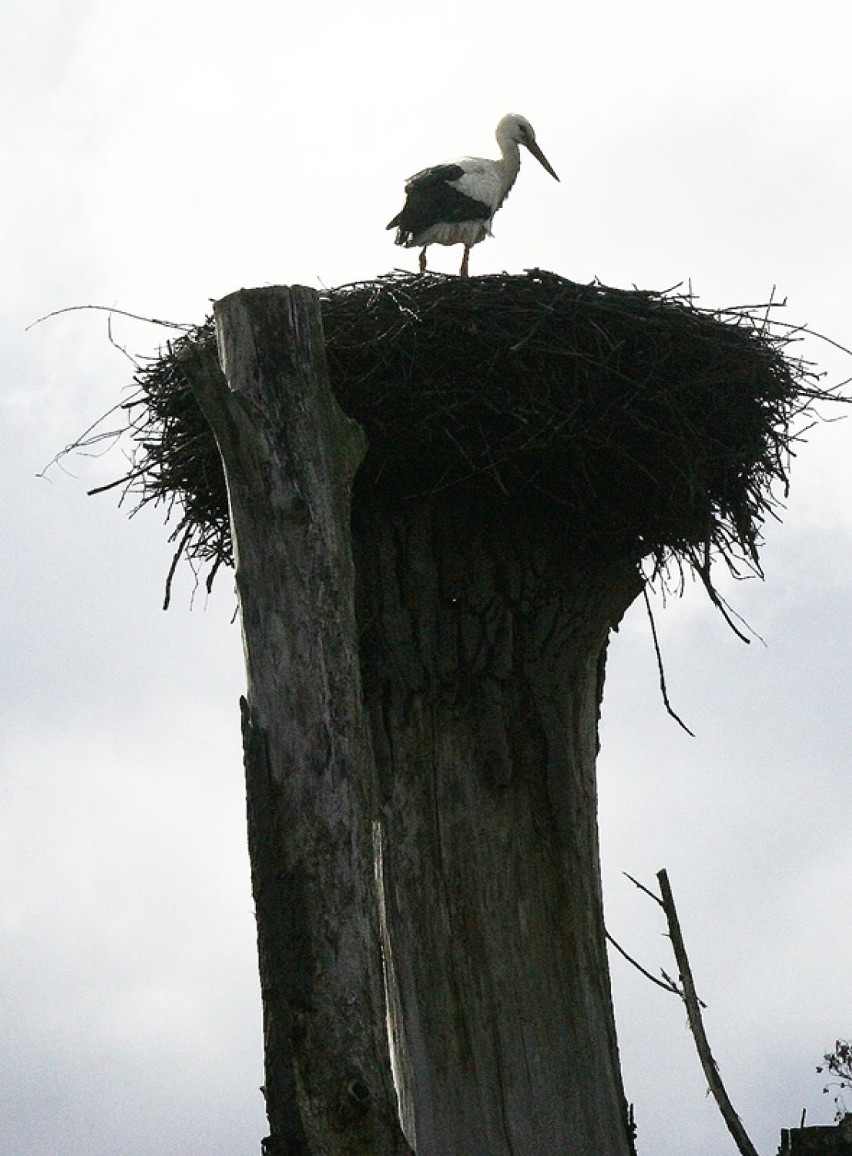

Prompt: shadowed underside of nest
[109,269,825,598]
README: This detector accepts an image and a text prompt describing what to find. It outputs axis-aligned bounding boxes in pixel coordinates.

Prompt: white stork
[387,113,559,278]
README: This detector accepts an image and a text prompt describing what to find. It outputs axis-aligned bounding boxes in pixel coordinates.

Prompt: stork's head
[498,113,560,181]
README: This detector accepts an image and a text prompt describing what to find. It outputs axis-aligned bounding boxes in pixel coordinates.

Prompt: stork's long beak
[527,140,559,181]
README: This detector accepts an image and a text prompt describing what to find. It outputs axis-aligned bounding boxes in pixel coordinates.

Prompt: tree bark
[187,286,411,1155]
[356,498,641,1155]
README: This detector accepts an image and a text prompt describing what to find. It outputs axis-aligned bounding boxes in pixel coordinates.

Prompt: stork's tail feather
[388,224,415,247]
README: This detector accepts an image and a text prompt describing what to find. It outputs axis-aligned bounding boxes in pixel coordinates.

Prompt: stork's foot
[460,246,471,278]
[419,248,428,274]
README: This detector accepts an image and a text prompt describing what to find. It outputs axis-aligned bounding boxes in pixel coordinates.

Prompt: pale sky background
[3,1,852,1153]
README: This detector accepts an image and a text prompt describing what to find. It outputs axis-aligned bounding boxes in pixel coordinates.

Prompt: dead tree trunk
[189,284,640,1155]
[187,286,411,1155]
[356,499,640,1154]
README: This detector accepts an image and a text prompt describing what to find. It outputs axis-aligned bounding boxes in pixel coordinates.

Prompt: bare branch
[623,871,664,907]
[656,869,760,1156]
[605,930,680,996]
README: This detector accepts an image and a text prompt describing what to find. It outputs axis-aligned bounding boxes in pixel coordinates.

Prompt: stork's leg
[419,247,428,274]
[460,245,471,278]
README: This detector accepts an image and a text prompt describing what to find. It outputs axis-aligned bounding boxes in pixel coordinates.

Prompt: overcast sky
[3,1,852,1153]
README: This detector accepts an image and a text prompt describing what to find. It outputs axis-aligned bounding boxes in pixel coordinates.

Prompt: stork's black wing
[387,164,491,240]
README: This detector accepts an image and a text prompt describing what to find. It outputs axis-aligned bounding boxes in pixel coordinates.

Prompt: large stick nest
[103,269,832,596]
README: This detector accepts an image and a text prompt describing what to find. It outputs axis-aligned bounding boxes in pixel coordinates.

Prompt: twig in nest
[26,303,192,333]
[642,587,695,736]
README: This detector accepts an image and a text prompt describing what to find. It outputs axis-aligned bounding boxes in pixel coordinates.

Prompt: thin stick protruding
[656,869,760,1156]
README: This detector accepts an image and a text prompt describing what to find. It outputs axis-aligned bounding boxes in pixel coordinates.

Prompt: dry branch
[656,869,761,1156]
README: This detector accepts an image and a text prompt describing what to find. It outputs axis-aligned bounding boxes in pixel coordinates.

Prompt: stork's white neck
[494,127,522,196]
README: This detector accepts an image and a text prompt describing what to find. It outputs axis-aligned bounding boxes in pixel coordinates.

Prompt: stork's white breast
[448,158,506,214]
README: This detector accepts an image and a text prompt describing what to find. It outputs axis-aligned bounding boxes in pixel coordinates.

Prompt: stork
[387,113,559,278]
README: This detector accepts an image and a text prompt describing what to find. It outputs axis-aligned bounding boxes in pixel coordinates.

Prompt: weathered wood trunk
[189,283,641,1155]
[187,287,412,1155]
[356,499,640,1154]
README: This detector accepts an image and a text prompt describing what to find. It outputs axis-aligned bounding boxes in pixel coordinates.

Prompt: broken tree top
[109,269,827,587]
